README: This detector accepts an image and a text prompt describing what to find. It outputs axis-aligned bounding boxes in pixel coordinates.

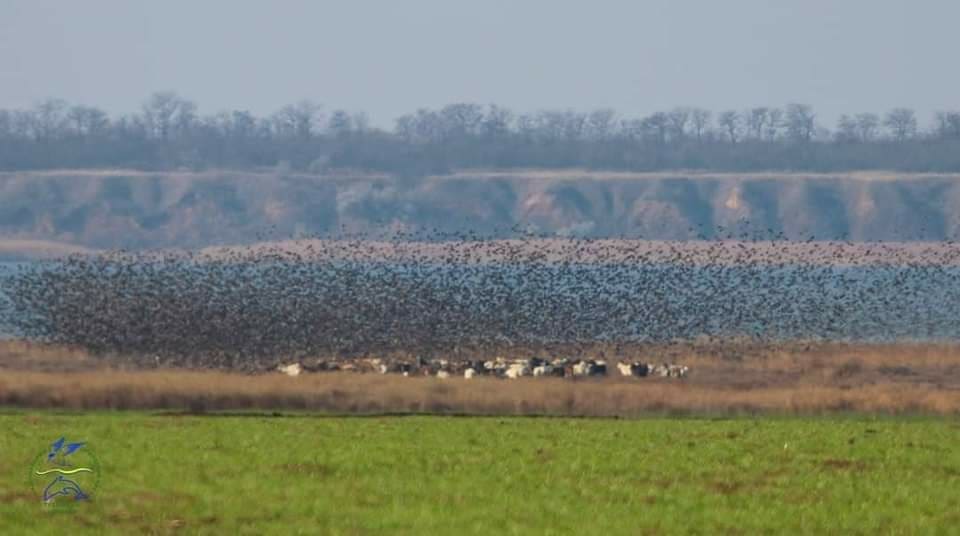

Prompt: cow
[380,361,415,376]
[314,360,340,372]
[464,368,477,379]
[277,362,302,377]
[617,362,651,377]
[436,370,451,379]
[650,363,670,377]
[532,364,554,377]
[505,363,531,379]
[466,360,486,375]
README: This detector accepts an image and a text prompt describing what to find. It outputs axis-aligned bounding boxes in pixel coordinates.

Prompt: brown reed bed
[1,370,958,416]
[2,340,960,416]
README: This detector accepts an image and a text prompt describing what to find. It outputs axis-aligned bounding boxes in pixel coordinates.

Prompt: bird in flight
[47,437,85,466]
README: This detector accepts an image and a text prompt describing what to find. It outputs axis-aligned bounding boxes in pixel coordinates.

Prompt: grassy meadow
[1,412,958,534]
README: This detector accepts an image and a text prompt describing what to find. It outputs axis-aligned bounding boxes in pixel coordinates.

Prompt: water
[3,260,960,344]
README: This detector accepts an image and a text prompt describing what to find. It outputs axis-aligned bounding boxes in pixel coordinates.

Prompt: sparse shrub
[833,359,864,379]
[878,365,915,376]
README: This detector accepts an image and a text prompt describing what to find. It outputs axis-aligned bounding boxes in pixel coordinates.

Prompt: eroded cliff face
[1,170,958,252]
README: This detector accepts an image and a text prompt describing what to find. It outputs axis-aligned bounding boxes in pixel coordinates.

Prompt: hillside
[1,169,959,257]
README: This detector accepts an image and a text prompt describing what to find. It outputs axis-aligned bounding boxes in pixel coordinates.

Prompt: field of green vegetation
[1,412,958,534]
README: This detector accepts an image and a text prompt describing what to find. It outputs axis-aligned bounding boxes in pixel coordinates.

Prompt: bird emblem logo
[30,436,101,507]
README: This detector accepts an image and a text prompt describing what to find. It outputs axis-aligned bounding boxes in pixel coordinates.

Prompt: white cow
[616,362,633,377]
[505,363,530,379]
[436,370,451,379]
[532,364,554,377]
[651,364,670,377]
[464,368,477,379]
[277,362,302,377]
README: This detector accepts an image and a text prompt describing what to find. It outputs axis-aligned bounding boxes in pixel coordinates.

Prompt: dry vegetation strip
[2,341,960,415]
[194,238,960,266]
[2,370,960,415]
[446,169,960,181]
[0,239,99,261]
[5,237,960,265]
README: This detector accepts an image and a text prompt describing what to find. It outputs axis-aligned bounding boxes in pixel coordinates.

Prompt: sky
[0,0,956,128]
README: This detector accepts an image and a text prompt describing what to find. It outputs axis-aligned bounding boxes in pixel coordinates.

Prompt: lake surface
[3,259,960,344]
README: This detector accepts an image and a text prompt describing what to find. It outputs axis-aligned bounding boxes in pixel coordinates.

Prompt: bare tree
[690,108,711,143]
[143,92,197,142]
[439,103,485,139]
[172,100,197,139]
[210,110,257,142]
[481,104,514,139]
[667,108,690,143]
[884,108,917,142]
[67,106,110,138]
[328,110,353,138]
[586,109,617,140]
[935,111,960,140]
[395,114,418,142]
[0,109,32,140]
[13,93,960,174]
[515,114,538,139]
[33,98,69,142]
[529,111,554,140]
[640,112,669,145]
[0,109,10,139]
[619,118,645,141]
[784,103,816,143]
[835,115,858,143]
[744,107,769,141]
[854,113,880,143]
[273,100,322,141]
[560,111,588,141]
[765,108,783,142]
[351,111,369,134]
[717,110,742,144]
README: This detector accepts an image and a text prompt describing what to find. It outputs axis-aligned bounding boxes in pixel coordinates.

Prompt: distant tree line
[2,92,960,173]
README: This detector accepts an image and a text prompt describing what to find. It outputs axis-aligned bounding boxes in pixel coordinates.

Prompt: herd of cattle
[276,356,690,379]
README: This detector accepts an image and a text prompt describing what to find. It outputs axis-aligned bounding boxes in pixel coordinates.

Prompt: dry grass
[6,236,960,267]
[2,340,960,415]
[193,238,960,266]
[0,370,957,416]
[445,168,960,181]
[0,239,98,260]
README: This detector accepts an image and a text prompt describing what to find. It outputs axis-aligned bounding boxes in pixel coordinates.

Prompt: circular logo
[29,437,101,507]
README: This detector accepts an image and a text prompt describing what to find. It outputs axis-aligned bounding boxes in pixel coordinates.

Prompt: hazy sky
[0,0,956,128]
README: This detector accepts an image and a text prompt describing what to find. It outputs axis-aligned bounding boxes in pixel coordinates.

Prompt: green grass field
[1,412,958,535]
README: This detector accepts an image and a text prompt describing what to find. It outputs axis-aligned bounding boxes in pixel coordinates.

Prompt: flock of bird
[2,228,960,372]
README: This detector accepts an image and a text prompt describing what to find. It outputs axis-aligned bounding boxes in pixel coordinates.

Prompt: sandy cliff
[1,169,958,257]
